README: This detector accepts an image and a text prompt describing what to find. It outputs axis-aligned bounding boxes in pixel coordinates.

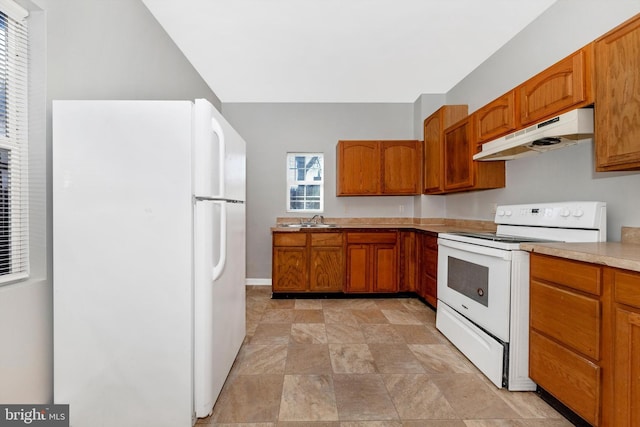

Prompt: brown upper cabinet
[472,90,517,144]
[423,105,468,194]
[519,44,594,126]
[336,141,380,195]
[337,140,421,196]
[442,117,506,192]
[473,45,594,149]
[595,14,640,171]
[443,117,475,191]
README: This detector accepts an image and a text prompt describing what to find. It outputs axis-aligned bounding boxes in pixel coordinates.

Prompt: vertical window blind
[0,0,28,284]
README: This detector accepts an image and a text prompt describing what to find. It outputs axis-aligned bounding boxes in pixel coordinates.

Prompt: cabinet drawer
[614,269,640,309]
[531,254,601,295]
[311,232,343,247]
[530,330,600,426]
[273,233,307,247]
[346,232,397,244]
[530,279,600,360]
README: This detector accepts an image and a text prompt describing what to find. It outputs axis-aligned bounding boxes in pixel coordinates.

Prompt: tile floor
[197,286,572,426]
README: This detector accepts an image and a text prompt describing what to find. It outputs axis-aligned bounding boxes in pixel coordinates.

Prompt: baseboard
[246,278,272,286]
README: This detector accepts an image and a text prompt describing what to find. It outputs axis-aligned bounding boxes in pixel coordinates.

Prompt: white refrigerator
[52,99,246,426]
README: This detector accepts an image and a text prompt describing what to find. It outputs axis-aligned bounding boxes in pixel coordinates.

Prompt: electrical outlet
[399,205,405,214]
[490,203,497,215]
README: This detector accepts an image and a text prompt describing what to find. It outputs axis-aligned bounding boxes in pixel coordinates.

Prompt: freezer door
[193,199,246,417]
[193,99,246,202]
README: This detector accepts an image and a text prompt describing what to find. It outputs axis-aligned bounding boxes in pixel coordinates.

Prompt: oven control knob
[505,210,512,217]
[496,209,505,216]
[573,209,584,217]
[560,208,570,217]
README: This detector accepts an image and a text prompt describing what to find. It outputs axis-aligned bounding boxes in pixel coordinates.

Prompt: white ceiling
[142,0,557,103]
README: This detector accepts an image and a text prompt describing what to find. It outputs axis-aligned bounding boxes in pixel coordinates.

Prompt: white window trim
[286,152,324,213]
[0,0,27,21]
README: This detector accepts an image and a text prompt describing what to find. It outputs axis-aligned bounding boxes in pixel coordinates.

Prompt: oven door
[437,237,512,342]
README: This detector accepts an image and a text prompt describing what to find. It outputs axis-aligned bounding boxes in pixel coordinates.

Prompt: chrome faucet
[313,214,324,224]
[301,214,324,225]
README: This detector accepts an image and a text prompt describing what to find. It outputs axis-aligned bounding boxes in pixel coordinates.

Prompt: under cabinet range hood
[473,108,594,161]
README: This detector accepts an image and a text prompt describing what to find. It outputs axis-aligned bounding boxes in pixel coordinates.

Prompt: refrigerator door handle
[211,117,226,199]
[211,200,227,282]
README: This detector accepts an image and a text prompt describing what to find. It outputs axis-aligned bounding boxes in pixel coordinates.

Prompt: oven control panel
[494,201,606,229]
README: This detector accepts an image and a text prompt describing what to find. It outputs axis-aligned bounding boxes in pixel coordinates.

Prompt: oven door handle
[437,238,513,261]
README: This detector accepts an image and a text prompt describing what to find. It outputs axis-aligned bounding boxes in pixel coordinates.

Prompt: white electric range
[436,201,607,390]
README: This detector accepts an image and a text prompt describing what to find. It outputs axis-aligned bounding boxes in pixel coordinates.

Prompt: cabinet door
[381,141,421,195]
[272,247,307,292]
[309,247,343,292]
[373,244,397,293]
[423,113,444,194]
[346,244,370,293]
[612,268,640,426]
[443,118,474,191]
[473,91,517,143]
[423,105,468,194]
[519,45,593,126]
[421,234,438,307]
[337,141,380,195]
[399,231,417,292]
[595,15,640,171]
[613,306,640,427]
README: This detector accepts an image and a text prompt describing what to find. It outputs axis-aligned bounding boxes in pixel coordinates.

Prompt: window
[0,0,28,284]
[286,153,323,212]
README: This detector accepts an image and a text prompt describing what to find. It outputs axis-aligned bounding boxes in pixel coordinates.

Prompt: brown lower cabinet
[309,233,345,292]
[272,232,308,292]
[345,231,398,293]
[530,253,640,426]
[272,231,343,293]
[418,232,438,307]
[611,268,640,426]
[398,231,418,293]
[273,229,440,305]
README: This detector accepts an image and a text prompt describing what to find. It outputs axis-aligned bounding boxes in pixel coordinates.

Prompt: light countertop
[272,217,496,235]
[520,241,640,273]
[272,219,640,273]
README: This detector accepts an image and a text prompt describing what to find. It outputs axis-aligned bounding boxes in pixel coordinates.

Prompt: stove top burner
[451,231,555,243]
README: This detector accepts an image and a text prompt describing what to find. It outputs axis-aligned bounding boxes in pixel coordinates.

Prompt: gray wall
[44,0,220,107]
[442,0,640,242]
[221,103,415,279]
[0,0,220,403]
[228,1,640,281]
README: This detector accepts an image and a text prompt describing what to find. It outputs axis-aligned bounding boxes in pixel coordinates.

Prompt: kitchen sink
[279,223,337,228]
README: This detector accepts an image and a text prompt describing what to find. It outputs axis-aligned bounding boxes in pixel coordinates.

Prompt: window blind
[0,0,28,284]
